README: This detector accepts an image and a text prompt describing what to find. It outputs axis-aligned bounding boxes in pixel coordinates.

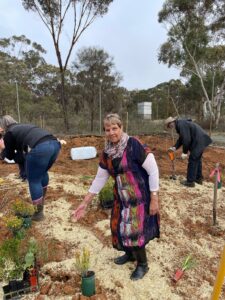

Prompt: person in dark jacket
[0,115,61,220]
[1,126,26,181]
[165,117,212,187]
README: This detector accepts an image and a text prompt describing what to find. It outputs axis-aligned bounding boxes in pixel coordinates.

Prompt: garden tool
[167,150,177,180]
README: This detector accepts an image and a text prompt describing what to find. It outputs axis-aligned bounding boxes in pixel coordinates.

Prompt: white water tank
[70,146,97,160]
[137,102,152,119]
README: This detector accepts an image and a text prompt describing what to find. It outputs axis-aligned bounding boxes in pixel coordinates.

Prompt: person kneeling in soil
[72,113,160,281]
[165,116,212,187]
[0,115,61,221]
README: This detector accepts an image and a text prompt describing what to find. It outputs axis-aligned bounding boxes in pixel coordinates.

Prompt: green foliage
[181,254,197,271]
[0,238,24,281]
[3,215,23,231]
[99,177,114,203]
[0,238,21,261]
[158,0,225,124]
[12,199,35,217]
[24,237,38,268]
[72,46,122,131]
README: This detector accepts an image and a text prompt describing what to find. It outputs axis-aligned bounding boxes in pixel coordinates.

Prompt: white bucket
[70,146,97,160]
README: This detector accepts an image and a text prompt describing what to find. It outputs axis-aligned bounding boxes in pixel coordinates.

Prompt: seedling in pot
[74,247,90,277]
[173,255,196,283]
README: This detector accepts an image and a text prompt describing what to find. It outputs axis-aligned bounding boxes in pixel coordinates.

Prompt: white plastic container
[70,146,97,160]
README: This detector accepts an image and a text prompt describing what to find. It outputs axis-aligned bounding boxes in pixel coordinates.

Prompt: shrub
[0,238,24,281]
[12,199,35,217]
[3,215,23,231]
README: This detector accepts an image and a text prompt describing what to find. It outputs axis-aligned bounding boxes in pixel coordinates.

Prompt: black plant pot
[100,199,114,209]
[2,284,10,294]
[9,280,18,292]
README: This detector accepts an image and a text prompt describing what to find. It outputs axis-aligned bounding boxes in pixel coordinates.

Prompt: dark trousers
[187,153,203,182]
[18,162,27,179]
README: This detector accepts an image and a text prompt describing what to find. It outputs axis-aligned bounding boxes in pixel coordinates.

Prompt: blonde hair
[0,115,17,131]
[103,113,122,130]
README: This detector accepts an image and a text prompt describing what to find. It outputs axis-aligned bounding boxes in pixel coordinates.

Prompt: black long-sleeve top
[174,119,212,158]
[3,124,56,163]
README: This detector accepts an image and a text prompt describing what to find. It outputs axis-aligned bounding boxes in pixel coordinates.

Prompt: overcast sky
[0,0,180,90]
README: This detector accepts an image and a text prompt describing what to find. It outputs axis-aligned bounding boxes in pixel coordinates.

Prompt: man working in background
[165,117,212,187]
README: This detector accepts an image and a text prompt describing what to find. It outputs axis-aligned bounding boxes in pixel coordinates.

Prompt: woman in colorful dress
[72,113,160,280]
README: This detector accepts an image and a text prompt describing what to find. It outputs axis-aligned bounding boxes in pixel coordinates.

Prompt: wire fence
[25,113,225,140]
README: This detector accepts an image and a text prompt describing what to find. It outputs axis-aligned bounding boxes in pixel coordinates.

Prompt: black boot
[130,263,149,280]
[32,204,44,221]
[114,252,135,265]
[195,178,203,185]
[32,187,47,222]
[130,247,149,280]
[181,180,195,187]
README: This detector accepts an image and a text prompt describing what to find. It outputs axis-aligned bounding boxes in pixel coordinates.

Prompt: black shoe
[181,180,195,187]
[195,179,203,185]
[130,264,149,281]
[114,253,135,265]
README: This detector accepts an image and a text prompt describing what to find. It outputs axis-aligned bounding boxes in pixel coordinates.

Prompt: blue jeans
[26,140,61,204]
[187,153,203,183]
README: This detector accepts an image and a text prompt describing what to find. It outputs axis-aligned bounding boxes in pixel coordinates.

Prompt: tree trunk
[91,109,94,132]
[214,78,225,128]
[60,71,69,131]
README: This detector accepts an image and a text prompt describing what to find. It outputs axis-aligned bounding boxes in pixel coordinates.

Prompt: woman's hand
[71,192,95,222]
[71,203,87,222]
[149,194,159,215]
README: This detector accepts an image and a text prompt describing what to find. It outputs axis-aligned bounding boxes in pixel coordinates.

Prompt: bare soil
[0,135,225,300]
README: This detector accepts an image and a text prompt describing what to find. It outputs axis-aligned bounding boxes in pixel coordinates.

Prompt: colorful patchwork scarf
[105,132,129,159]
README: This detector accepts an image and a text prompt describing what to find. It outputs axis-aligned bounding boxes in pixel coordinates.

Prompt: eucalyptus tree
[22,0,113,131]
[158,0,225,127]
[0,35,46,83]
[0,36,47,117]
[72,46,122,132]
[0,36,62,123]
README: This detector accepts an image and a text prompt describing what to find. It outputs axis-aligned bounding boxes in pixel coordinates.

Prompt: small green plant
[181,254,196,271]
[0,258,17,281]
[173,254,197,282]
[24,238,38,268]
[12,199,35,217]
[74,247,90,277]
[99,178,114,208]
